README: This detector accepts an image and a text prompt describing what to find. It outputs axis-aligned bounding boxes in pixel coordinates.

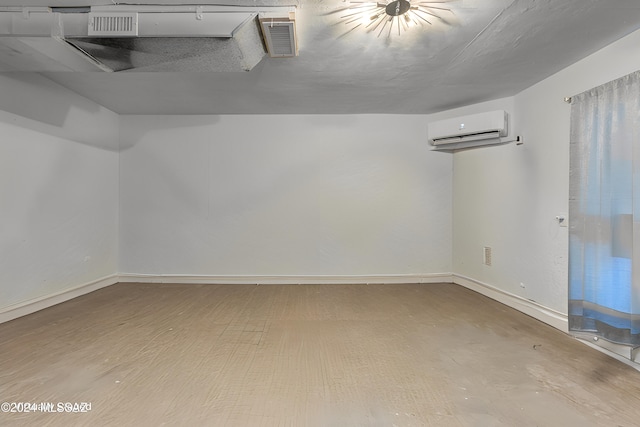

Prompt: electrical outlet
[556,213,568,227]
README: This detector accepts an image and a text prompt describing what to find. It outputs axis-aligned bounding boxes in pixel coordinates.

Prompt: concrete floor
[1,282,639,426]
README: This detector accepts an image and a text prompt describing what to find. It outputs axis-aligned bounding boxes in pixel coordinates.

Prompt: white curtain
[569,70,640,347]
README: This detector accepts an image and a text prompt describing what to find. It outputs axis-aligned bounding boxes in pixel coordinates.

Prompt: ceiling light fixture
[339,0,454,38]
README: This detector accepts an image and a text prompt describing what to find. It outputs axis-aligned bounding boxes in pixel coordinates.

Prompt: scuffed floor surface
[1,283,639,426]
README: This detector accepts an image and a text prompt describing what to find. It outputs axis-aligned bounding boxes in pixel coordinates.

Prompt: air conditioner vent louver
[260,17,297,58]
[88,13,138,36]
[431,130,503,145]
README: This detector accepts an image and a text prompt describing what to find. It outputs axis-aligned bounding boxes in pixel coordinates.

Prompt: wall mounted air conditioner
[428,110,519,152]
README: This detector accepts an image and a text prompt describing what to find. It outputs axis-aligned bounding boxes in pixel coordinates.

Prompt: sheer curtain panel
[569,70,640,353]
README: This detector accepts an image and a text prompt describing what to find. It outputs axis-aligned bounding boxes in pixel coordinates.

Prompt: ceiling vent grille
[88,13,138,36]
[260,16,297,57]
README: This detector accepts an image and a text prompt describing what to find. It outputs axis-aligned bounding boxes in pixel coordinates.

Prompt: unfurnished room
[2,0,640,426]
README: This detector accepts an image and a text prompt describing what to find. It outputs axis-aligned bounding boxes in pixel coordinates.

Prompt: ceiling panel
[1,0,639,114]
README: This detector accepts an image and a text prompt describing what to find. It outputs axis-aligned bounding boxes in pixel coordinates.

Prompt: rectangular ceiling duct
[0,4,297,72]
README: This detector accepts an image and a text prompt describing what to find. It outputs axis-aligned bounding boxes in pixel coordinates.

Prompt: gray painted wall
[449,29,640,316]
[3,27,640,327]
[118,115,452,276]
[0,74,119,310]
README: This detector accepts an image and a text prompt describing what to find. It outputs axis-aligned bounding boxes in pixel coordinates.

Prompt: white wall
[0,73,119,314]
[448,28,640,316]
[119,115,452,277]
[5,26,640,327]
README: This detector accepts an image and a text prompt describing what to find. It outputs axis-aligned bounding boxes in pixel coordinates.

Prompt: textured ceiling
[2,0,640,114]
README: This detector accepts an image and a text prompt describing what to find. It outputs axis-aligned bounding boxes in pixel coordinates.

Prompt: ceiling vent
[260,14,298,58]
[88,13,138,36]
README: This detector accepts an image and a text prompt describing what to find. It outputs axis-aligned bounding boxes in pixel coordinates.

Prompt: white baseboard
[0,272,567,335]
[117,272,454,285]
[0,274,119,324]
[116,273,566,333]
[453,274,568,332]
